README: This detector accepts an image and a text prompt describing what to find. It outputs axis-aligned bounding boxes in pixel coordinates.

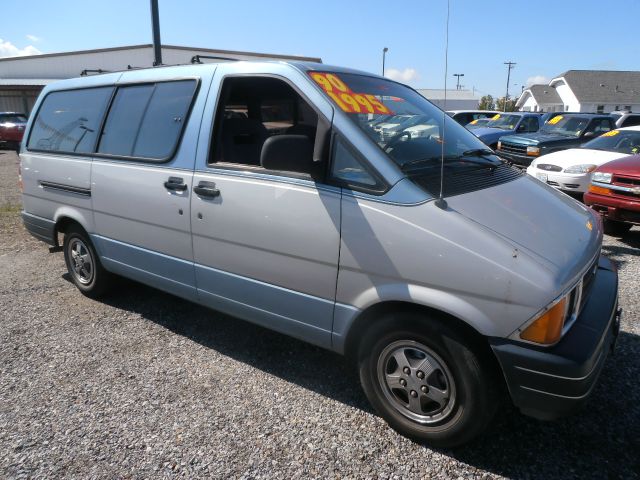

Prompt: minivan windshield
[581,129,640,154]
[540,115,590,136]
[486,114,520,130]
[309,72,500,175]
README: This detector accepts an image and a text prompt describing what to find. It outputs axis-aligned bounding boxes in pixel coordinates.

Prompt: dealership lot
[1,150,638,478]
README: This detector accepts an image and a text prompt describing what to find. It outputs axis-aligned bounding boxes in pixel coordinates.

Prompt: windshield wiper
[461,148,497,158]
[400,150,501,173]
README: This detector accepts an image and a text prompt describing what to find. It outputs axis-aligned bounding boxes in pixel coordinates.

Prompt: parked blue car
[471,112,542,149]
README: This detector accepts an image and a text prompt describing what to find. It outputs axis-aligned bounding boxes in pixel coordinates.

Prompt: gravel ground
[1,150,638,479]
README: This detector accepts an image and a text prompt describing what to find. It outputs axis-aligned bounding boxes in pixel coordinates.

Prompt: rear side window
[98,80,197,160]
[27,87,113,153]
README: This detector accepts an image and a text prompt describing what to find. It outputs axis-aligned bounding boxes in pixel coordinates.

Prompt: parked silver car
[20,61,621,447]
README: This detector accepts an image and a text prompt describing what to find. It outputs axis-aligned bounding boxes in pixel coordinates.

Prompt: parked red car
[584,154,640,235]
[0,112,28,151]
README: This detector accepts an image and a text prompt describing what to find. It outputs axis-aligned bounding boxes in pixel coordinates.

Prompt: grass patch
[0,203,22,214]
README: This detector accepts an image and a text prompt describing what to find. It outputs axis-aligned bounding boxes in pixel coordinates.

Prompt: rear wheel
[603,219,632,236]
[63,226,112,298]
[358,313,498,447]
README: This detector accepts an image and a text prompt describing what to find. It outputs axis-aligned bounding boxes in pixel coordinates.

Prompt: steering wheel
[384,131,412,152]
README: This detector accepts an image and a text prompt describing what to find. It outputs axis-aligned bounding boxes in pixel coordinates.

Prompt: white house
[517,70,640,113]
[517,84,563,112]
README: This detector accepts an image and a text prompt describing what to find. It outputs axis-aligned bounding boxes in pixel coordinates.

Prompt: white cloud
[526,75,549,87]
[385,68,420,83]
[0,38,41,58]
[26,34,41,43]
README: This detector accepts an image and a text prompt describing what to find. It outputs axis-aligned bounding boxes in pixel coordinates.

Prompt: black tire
[63,225,112,298]
[603,219,632,236]
[358,313,498,448]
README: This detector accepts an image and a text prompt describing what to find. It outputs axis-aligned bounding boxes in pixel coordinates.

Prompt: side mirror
[583,131,595,138]
[517,123,527,132]
[260,135,318,176]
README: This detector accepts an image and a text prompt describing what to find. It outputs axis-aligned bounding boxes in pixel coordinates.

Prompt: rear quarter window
[98,80,197,160]
[27,87,113,154]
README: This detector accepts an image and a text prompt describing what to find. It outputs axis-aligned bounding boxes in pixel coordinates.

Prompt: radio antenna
[435,0,450,210]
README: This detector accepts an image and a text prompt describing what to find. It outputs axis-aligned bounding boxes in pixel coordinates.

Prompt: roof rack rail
[80,69,111,76]
[190,55,240,64]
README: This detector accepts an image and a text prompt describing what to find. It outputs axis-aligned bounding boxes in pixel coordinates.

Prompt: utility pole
[382,47,388,76]
[150,0,162,66]
[503,61,516,111]
[453,73,464,90]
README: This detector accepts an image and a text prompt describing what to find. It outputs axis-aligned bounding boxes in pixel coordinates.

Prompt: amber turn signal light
[520,297,568,345]
[589,185,610,195]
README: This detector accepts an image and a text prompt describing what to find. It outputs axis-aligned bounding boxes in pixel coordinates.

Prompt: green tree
[496,97,517,112]
[478,95,494,110]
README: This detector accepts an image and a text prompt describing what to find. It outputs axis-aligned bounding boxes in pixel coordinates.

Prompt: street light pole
[453,73,464,90]
[382,47,388,76]
[503,61,516,112]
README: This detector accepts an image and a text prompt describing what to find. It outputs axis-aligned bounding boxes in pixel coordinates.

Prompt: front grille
[414,163,523,198]
[612,189,640,198]
[498,143,527,155]
[536,164,562,172]
[614,175,640,186]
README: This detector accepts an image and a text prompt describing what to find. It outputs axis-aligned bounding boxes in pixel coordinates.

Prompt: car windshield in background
[582,130,640,154]
[0,114,27,123]
[541,115,589,136]
[486,114,520,130]
[309,72,499,176]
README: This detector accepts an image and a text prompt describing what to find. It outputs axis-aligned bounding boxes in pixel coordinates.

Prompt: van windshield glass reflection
[309,72,500,175]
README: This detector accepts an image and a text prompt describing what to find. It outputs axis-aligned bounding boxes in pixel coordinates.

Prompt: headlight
[564,164,597,174]
[519,294,570,345]
[592,172,612,183]
[526,146,540,156]
[497,141,502,150]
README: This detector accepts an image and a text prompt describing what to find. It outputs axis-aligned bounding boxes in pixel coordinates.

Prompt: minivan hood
[446,175,601,286]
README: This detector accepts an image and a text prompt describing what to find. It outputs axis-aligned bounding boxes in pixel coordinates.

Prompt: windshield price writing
[309,72,393,115]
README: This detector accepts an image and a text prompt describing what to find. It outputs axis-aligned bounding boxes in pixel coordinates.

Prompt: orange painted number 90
[310,72,350,93]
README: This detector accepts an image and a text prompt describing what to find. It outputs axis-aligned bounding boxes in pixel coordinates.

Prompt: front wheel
[358,314,498,447]
[63,226,112,298]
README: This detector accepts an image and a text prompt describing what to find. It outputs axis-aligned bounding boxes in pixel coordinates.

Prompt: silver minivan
[20,60,621,447]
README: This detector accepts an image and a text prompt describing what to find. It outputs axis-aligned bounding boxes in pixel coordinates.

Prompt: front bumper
[526,167,590,193]
[490,255,620,420]
[585,192,640,225]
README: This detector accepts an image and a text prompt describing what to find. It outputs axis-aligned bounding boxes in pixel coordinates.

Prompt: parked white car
[526,125,640,193]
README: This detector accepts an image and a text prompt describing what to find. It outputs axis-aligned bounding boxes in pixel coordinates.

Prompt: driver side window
[209,76,323,178]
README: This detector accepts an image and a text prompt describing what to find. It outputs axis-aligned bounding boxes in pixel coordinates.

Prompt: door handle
[193,181,220,198]
[164,176,187,191]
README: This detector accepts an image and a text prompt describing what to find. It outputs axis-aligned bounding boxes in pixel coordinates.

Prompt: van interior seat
[286,123,317,141]
[220,117,268,165]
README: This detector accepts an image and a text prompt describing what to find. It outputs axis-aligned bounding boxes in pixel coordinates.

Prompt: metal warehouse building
[0,44,322,114]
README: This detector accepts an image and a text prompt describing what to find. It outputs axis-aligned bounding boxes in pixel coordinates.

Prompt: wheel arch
[53,208,93,245]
